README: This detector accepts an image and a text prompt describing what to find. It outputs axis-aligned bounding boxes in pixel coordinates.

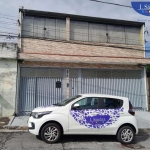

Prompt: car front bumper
[28,116,42,135]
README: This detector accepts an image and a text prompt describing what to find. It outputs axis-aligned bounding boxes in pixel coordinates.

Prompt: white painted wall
[0,43,17,117]
[0,43,17,59]
[0,59,17,116]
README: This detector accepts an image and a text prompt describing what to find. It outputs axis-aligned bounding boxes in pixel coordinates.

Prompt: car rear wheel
[41,123,62,144]
[117,126,135,144]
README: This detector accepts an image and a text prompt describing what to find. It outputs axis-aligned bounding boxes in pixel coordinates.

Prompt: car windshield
[53,95,81,106]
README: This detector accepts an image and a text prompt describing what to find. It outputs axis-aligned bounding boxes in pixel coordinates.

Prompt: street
[0,130,150,150]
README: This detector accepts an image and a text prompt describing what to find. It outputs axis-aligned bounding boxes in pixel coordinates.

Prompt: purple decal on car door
[70,108,124,129]
[85,115,110,125]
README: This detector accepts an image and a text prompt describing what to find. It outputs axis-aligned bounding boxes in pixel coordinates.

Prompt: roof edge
[19,8,145,27]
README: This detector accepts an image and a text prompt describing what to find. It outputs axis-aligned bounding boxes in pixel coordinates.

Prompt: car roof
[79,94,128,100]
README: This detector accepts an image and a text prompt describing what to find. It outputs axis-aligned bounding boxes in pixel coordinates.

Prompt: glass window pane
[45,18,56,39]
[22,16,34,37]
[107,25,125,44]
[56,19,66,40]
[89,23,107,43]
[125,26,140,45]
[73,97,99,109]
[70,21,88,42]
[102,98,123,109]
[33,17,44,38]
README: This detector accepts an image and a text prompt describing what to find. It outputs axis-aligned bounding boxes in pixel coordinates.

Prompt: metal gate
[69,69,146,110]
[19,68,63,115]
[19,68,146,115]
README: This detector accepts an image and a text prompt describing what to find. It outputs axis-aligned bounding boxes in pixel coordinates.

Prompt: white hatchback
[28,94,138,144]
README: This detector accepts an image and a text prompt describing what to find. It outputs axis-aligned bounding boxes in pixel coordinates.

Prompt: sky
[0,0,149,55]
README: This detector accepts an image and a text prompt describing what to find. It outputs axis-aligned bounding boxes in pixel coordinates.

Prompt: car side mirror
[72,103,79,109]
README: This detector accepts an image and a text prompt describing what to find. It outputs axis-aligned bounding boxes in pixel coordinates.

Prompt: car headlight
[31,111,52,119]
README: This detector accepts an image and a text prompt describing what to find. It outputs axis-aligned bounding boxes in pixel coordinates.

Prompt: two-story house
[0,43,17,117]
[17,8,150,116]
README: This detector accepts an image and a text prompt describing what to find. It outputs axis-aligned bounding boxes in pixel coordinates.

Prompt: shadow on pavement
[61,135,117,143]
[36,129,149,149]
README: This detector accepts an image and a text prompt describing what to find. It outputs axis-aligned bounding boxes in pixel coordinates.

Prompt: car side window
[72,97,100,110]
[101,98,123,109]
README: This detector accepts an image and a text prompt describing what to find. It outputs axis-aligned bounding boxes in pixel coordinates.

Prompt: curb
[0,130,28,133]
[3,126,28,130]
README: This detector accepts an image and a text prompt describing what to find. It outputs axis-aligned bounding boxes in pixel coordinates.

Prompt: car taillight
[128,101,135,116]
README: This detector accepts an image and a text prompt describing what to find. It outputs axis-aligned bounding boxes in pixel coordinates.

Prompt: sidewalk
[3,116,29,130]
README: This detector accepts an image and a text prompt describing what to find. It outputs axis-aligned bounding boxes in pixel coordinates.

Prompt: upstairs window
[70,21,88,42]
[70,20,141,45]
[125,26,140,45]
[22,16,66,40]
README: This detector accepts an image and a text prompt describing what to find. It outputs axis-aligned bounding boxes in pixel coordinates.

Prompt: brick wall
[19,38,150,65]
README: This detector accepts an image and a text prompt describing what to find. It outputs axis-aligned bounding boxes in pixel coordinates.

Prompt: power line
[90,0,132,8]
[1,29,150,51]
[0,25,142,44]
[0,13,17,18]
[0,21,146,44]
[0,21,17,25]
[0,13,149,48]
[0,16,17,21]
[0,31,18,35]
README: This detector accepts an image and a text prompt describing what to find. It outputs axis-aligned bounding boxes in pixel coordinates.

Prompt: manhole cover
[121,144,145,149]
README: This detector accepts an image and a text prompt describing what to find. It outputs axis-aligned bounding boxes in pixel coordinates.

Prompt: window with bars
[70,20,141,45]
[22,16,141,45]
[22,16,66,40]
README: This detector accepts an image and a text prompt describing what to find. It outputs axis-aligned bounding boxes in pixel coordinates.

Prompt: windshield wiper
[52,103,62,106]
[52,103,59,106]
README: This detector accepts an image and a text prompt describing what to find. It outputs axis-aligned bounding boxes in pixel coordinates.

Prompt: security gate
[81,69,145,110]
[19,68,64,115]
[69,69,146,110]
[19,68,146,115]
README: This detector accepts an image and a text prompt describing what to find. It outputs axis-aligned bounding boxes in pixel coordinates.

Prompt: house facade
[17,8,150,116]
[0,43,17,117]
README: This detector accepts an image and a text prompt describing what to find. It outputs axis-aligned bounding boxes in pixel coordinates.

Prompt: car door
[98,97,124,133]
[68,97,101,133]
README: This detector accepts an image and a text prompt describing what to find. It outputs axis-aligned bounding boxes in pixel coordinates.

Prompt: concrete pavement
[0,131,150,150]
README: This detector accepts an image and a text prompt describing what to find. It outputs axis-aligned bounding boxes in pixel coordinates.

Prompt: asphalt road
[0,131,150,150]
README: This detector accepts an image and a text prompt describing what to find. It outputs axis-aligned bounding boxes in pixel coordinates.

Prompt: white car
[28,94,138,144]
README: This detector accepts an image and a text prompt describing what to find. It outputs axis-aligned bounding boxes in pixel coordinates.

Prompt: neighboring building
[17,8,150,115]
[0,43,17,117]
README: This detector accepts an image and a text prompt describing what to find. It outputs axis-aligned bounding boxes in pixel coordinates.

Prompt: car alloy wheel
[121,128,133,143]
[41,123,62,144]
[117,126,135,144]
[44,126,58,142]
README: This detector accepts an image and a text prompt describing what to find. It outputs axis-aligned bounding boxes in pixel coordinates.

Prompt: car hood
[32,105,60,112]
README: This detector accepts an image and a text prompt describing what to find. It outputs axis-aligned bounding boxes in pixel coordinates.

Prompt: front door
[68,97,101,133]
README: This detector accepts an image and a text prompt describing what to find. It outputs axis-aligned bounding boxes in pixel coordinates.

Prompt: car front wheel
[117,126,135,144]
[41,123,62,144]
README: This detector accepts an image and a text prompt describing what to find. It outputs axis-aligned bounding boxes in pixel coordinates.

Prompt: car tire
[41,123,62,144]
[117,126,135,144]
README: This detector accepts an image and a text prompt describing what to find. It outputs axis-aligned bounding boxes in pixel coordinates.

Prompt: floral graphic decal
[70,107,124,128]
